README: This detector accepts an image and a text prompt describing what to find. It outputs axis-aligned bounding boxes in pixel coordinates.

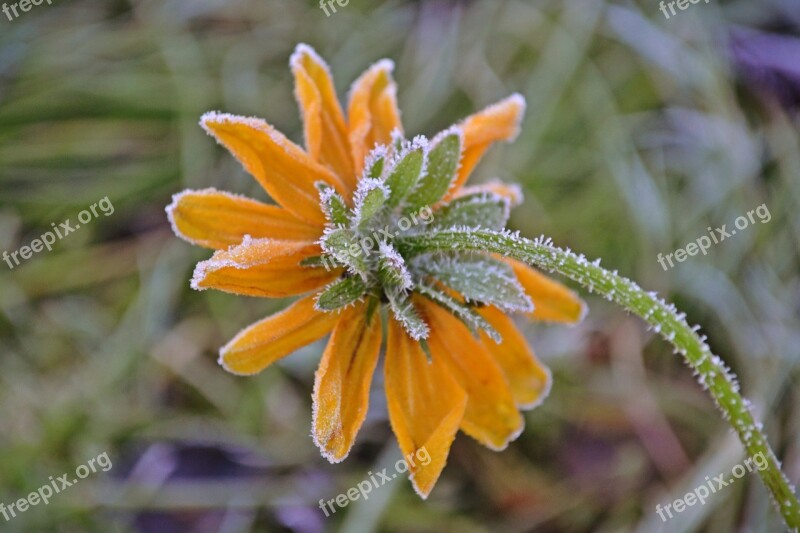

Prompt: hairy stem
[399,229,800,529]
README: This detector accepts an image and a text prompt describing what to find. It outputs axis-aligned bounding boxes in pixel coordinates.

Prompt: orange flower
[166,43,585,498]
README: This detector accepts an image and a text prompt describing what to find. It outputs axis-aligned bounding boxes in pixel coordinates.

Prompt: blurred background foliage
[1,0,799,531]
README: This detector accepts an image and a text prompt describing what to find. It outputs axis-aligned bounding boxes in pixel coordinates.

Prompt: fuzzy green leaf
[355,182,388,230]
[414,254,532,313]
[404,131,461,212]
[316,182,350,226]
[299,255,341,271]
[367,153,386,180]
[386,147,425,207]
[387,289,429,340]
[416,284,501,342]
[316,276,368,311]
[320,227,369,279]
[377,242,412,290]
[432,193,509,230]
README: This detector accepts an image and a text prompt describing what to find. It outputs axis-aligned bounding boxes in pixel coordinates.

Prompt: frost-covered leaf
[300,255,342,271]
[316,276,368,311]
[416,284,501,342]
[414,254,532,313]
[387,289,429,340]
[352,178,388,230]
[317,182,350,226]
[386,139,426,208]
[432,192,509,230]
[390,128,405,153]
[365,148,387,180]
[404,129,462,213]
[377,241,413,290]
[320,227,369,279]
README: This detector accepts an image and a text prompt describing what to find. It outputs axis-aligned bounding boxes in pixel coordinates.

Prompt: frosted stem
[399,229,800,529]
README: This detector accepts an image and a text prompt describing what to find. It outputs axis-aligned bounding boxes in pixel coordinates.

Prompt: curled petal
[313,301,382,463]
[444,94,526,200]
[291,44,355,189]
[192,238,340,298]
[418,298,524,451]
[505,258,587,324]
[219,294,341,375]
[166,188,321,250]
[385,317,467,498]
[348,60,403,176]
[477,306,552,409]
[200,112,347,225]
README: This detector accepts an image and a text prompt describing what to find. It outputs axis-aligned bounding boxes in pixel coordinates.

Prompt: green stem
[399,229,800,530]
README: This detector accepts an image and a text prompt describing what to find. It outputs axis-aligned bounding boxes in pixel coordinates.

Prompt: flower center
[309,133,531,342]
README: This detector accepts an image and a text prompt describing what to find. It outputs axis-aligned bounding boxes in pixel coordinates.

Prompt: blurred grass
[1,0,799,531]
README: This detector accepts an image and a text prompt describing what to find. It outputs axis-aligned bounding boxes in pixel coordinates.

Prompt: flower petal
[418,299,524,451]
[443,94,526,200]
[477,305,552,409]
[192,237,340,298]
[166,188,322,250]
[454,180,524,208]
[505,258,587,324]
[219,293,341,376]
[348,59,403,176]
[200,112,348,225]
[385,317,467,498]
[290,44,355,190]
[313,301,382,463]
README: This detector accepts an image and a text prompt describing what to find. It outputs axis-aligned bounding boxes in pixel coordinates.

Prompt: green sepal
[386,146,425,208]
[387,289,429,340]
[414,254,532,313]
[354,181,388,230]
[316,182,350,226]
[415,283,501,342]
[404,131,461,213]
[320,227,369,279]
[432,193,509,231]
[315,276,369,311]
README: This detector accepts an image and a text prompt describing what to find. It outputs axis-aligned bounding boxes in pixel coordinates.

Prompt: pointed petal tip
[310,409,349,464]
[493,93,527,142]
[216,349,240,376]
[358,57,395,77]
[517,366,553,411]
[346,57,398,103]
[507,92,527,112]
[217,338,256,376]
[410,477,433,500]
[577,298,589,323]
[290,43,332,73]
[165,187,222,241]
[311,429,350,464]
[198,110,223,132]
[373,58,395,73]
[478,414,525,452]
[190,259,209,290]
[200,111,269,135]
